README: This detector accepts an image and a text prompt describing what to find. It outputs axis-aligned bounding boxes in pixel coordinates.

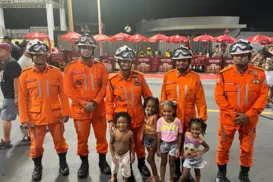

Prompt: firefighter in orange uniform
[215,39,268,182]
[106,45,152,178]
[160,45,207,181]
[18,39,70,181]
[63,34,110,178]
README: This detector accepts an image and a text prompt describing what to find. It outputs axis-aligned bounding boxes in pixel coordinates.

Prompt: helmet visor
[80,36,95,45]
[173,48,192,57]
[230,42,251,53]
[29,44,48,53]
[117,50,135,60]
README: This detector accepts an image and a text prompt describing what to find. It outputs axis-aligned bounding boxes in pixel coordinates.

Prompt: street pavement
[0,77,273,182]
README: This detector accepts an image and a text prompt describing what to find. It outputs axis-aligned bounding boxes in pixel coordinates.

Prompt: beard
[235,63,247,68]
[177,67,188,73]
[81,55,92,61]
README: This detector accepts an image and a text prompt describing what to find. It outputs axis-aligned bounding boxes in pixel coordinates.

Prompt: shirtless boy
[109,112,135,182]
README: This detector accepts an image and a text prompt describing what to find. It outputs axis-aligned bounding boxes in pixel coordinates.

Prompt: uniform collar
[31,63,51,73]
[233,64,251,75]
[79,58,94,66]
[117,70,135,81]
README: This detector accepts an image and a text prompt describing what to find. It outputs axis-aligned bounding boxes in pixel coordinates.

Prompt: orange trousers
[216,123,256,167]
[132,126,145,158]
[74,114,108,156]
[29,122,68,158]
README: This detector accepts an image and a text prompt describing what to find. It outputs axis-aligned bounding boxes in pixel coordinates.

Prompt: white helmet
[172,45,193,60]
[26,39,49,54]
[115,45,135,61]
[76,34,97,48]
[230,39,253,55]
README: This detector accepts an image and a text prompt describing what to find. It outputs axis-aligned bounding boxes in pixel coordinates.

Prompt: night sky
[3,0,272,35]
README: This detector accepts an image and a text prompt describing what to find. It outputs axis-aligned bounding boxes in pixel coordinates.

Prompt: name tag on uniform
[72,71,83,75]
[115,86,123,89]
[25,79,36,83]
[166,82,176,85]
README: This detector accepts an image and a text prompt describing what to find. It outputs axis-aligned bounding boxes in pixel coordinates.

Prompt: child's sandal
[153,176,160,182]
[108,179,118,182]
[145,176,154,182]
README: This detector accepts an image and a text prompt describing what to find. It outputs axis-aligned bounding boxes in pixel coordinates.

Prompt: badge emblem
[76,80,82,85]
[252,79,260,84]
[135,82,140,86]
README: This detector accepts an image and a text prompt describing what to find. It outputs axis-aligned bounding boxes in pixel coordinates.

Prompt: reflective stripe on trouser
[74,115,108,156]
[216,124,256,167]
[131,126,145,158]
[29,122,68,158]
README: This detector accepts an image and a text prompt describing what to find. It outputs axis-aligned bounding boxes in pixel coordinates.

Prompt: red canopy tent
[193,34,214,42]
[213,34,236,43]
[61,32,82,42]
[148,34,169,42]
[111,32,131,41]
[169,35,188,43]
[93,34,111,42]
[129,34,147,42]
[248,34,271,45]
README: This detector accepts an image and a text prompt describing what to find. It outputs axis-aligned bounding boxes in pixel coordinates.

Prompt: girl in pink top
[156,100,183,182]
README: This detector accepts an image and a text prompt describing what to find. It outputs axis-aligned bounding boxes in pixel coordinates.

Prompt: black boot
[98,153,111,175]
[215,164,231,182]
[58,152,69,176]
[77,155,89,178]
[32,156,43,181]
[137,157,151,177]
[238,166,251,182]
[174,158,181,181]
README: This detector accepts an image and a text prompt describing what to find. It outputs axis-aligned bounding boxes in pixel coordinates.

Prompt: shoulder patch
[220,66,233,73]
[94,60,104,65]
[109,73,118,80]
[165,69,176,74]
[67,60,77,65]
[189,70,199,76]
[132,70,143,75]
[66,60,77,66]
[48,65,59,69]
[252,65,264,71]
[21,67,32,73]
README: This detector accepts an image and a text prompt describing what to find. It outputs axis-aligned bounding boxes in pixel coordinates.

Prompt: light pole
[97,0,103,56]
[67,0,74,32]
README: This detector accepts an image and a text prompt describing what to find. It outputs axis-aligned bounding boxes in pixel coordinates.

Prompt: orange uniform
[160,69,207,131]
[18,65,70,158]
[106,70,152,158]
[63,59,109,156]
[215,64,268,167]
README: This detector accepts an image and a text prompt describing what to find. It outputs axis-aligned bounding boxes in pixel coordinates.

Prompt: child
[143,96,160,182]
[156,100,183,182]
[179,118,209,182]
[109,112,135,182]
